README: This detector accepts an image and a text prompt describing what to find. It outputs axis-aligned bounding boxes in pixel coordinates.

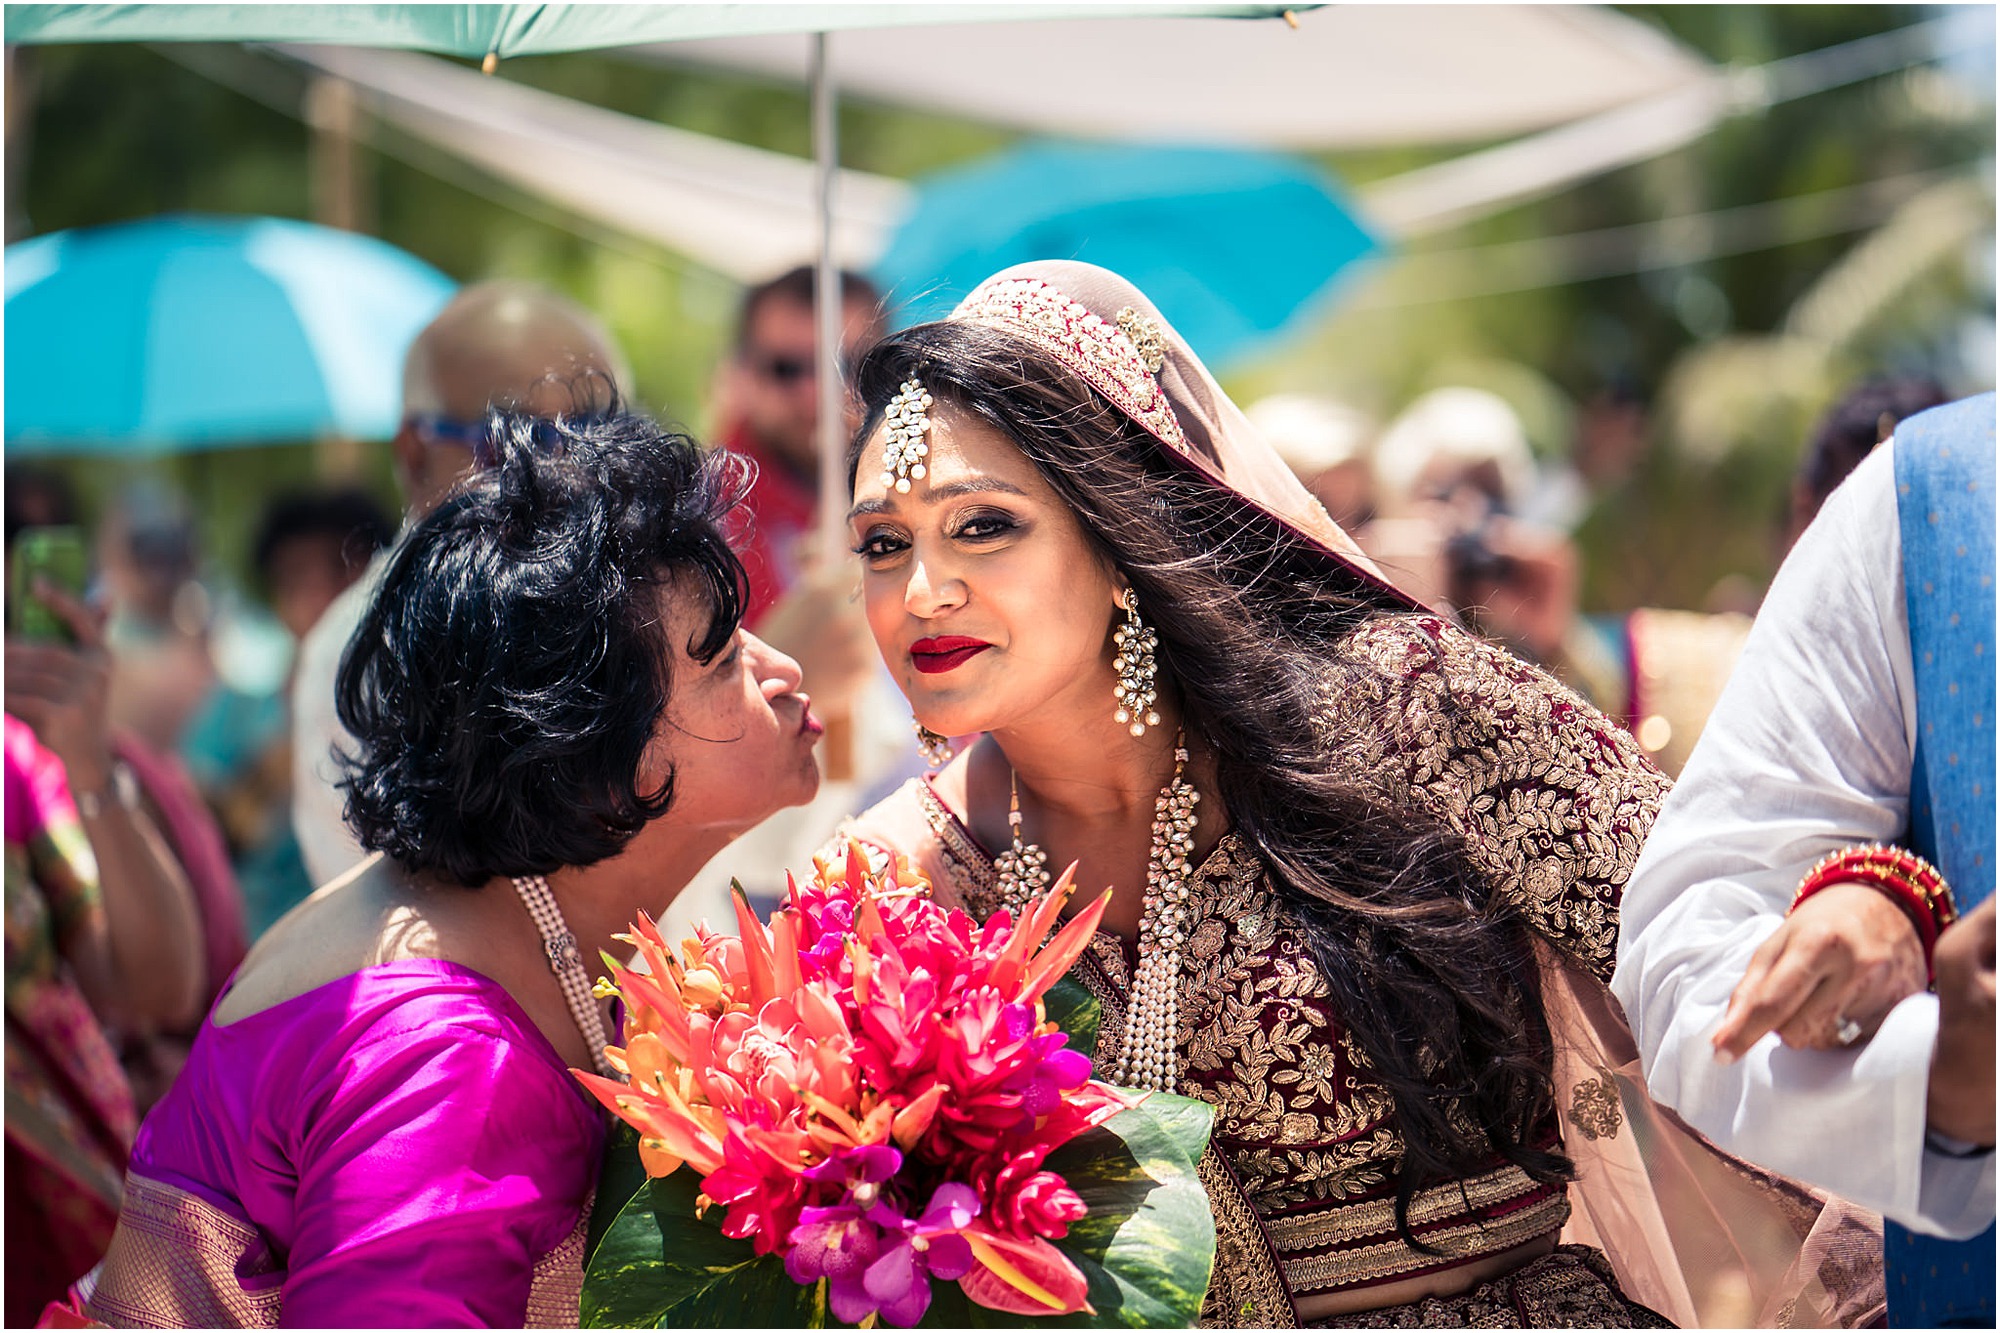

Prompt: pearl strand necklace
[991,735,1201,1093]
[511,874,618,1078]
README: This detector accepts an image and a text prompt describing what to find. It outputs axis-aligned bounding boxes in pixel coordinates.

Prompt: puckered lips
[910,635,993,675]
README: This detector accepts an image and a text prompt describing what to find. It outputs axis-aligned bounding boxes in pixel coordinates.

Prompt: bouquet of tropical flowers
[574,841,1216,1328]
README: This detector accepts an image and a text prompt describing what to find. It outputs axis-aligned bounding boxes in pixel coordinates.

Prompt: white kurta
[290,549,388,890]
[1612,440,1994,1240]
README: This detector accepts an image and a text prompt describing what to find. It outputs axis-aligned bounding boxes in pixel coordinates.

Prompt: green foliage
[1043,974,1102,1062]
[582,1165,800,1329]
[587,1122,651,1265]
[1243,5,1992,611]
[1020,1094,1219,1329]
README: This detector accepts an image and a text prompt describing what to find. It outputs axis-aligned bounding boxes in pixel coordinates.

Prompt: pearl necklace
[991,734,1201,1093]
[511,875,618,1079]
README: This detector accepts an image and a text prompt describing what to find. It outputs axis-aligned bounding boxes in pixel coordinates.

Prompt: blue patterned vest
[1889,394,1995,1328]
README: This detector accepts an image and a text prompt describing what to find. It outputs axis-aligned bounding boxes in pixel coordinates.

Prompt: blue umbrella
[4,214,456,455]
[874,142,1379,368]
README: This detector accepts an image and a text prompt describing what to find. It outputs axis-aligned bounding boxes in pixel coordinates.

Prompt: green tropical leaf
[909,1092,1218,1328]
[648,1170,823,1325]
[1043,976,1101,1060]
[1122,1092,1215,1174]
[586,1122,648,1265]
[579,1171,672,1328]
[1035,1095,1218,1328]
[656,1251,823,1328]
[581,1156,811,1328]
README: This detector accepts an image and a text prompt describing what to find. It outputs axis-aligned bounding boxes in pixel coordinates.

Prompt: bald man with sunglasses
[291,282,626,891]
[715,265,886,626]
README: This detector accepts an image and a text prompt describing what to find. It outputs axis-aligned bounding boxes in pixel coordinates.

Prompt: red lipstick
[910,635,993,675]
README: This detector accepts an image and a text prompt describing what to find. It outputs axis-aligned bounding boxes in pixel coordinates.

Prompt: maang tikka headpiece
[881,377,933,493]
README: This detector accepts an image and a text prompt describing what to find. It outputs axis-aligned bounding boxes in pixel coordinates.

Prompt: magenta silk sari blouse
[111,960,605,1327]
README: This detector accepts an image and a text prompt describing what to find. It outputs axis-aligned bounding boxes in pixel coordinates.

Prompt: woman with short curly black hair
[62,408,824,1328]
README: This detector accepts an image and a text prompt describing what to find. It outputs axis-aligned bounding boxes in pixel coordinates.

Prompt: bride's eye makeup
[852,526,910,560]
[950,508,1022,543]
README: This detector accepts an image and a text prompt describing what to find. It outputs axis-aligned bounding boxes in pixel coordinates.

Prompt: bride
[831,261,1881,1327]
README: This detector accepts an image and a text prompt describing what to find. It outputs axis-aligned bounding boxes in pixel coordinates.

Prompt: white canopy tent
[265,5,1980,283]
[275,42,912,282]
[636,5,1712,149]
[262,2,1724,289]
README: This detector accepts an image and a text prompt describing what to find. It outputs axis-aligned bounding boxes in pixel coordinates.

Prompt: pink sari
[64,961,604,1328]
[5,715,138,1326]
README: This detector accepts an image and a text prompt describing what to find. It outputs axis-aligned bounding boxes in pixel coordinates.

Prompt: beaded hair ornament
[950,278,1189,455]
[880,377,934,492]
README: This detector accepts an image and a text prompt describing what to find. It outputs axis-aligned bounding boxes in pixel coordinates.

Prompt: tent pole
[811,30,843,567]
[809,29,855,781]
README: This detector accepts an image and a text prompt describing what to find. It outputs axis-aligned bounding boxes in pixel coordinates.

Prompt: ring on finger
[1833,1016,1863,1047]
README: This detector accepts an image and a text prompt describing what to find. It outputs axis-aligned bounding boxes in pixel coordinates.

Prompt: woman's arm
[279,1022,602,1327]
[6,584,204,1031]
[1340,612,1671,985]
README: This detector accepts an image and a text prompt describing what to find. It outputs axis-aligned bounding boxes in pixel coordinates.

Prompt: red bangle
[1791,844,1959,980]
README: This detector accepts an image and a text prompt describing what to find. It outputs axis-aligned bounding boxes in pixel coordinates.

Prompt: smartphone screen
[8,526,90,643]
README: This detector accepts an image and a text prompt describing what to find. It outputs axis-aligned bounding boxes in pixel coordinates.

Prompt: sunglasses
[407,412,489,449]
[405,413,566,469]
[749,351,812,385]
[748,351,864,386]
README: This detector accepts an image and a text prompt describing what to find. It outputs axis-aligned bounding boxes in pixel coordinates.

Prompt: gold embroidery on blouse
[1321,616,1669,983]
[1177,843,1402,1208]
[1076,934,1129,1070]
[915,780,1001,910]
[1568,1067,1624,1142]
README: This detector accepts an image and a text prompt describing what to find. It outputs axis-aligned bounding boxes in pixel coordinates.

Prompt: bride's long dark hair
[849,322,1572,1243]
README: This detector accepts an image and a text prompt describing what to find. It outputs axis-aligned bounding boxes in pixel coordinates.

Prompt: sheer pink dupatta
[1544,944,1885,1328]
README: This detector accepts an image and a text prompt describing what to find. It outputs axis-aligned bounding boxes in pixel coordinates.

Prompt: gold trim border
[1276,1191,1572,1294]
[1263,1161,1541,1250]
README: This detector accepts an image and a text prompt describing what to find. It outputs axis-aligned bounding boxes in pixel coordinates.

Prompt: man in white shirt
[1613,403,1995,1323]
[291,282,625,890]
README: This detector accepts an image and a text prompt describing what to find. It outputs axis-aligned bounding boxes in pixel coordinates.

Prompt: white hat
[1374,386,1534,508]
[1245,394,1374,478]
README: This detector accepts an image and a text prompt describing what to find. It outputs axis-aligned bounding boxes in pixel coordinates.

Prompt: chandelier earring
[993,769,1052,914]
[913,718,954,768]
[1111,592,1161,738]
